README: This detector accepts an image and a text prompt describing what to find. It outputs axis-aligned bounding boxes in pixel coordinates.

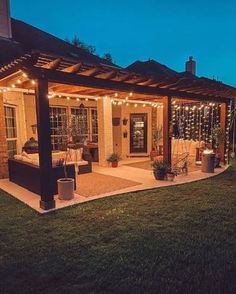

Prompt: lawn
[0,164,236,294]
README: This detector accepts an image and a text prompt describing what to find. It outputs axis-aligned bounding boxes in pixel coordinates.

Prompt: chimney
[185,56,196,75]
[0,0,12,39]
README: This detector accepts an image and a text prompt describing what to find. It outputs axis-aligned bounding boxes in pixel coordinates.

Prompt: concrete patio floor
[0,160,228,214]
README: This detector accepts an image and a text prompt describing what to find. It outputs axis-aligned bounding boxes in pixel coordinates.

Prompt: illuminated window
[4,105,17,158]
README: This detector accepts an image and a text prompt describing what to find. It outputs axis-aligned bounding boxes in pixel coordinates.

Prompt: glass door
[130,113,147,153]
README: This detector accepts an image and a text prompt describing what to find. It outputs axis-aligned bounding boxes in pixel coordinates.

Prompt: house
[0,0,235,210]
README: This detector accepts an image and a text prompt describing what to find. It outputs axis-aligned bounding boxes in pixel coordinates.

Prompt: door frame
[130,113,148,153]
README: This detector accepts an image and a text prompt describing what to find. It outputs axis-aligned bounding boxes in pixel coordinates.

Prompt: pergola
[0,51,235,210]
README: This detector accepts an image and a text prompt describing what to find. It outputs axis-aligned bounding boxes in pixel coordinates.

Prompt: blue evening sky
[11,0,236,86]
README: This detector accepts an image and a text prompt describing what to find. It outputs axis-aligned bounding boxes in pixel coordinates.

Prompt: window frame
[4,104,18,158]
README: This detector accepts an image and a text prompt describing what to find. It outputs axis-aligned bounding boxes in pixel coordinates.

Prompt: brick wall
[0,94,8,178]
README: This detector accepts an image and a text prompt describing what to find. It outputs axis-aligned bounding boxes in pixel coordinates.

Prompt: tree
[66,35,96,54]
[102,52,113,63]
[66,35,114,63]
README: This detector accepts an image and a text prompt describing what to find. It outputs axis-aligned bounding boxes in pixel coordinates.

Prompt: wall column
[163,96,172,165]
[35,79,55,210]
[0,93,8,178]
[97,97,113,166]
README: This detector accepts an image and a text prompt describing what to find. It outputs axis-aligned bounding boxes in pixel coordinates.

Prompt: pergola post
[35,79,55,210]
[163,96,172,165]
[219,102,227,164]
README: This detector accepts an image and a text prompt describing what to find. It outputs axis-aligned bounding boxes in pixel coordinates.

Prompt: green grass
[0,163,236,294]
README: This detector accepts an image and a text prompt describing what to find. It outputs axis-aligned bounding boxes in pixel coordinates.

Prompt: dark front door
[130,113,147,153]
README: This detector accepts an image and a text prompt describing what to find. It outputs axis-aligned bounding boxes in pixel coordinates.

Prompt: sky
[10,0,236,86]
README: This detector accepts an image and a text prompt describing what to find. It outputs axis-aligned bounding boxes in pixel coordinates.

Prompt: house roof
[0,19,235,101]
[126,59,180,78]
[0,18,117,67]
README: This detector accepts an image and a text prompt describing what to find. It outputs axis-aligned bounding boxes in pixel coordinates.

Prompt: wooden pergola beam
[95,70,118,80]
[42,58,61,70]
[114,73,135,82]
[80,67,101,77]
[62,63,82,73]
[23,66,230,103]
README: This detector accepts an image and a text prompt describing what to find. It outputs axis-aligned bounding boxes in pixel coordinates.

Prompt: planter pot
[57,178,75,200]
[153,170,166,180]
[167,173,175,181]
[111,161,118,168]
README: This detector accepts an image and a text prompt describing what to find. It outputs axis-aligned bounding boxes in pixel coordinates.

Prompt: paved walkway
[0,164,228,214]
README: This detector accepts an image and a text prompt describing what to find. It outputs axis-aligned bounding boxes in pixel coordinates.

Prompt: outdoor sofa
[8,148,92,195]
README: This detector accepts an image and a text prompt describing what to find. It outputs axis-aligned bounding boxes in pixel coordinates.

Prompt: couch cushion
[14,155,23,161]
[77,160,88,166]
[52,151,66,160]
[67,148,83,162]
[27,153,39,161]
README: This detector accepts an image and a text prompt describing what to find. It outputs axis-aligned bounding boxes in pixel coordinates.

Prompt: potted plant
[212,126,225,167]
[57,115,81,200]
[152,160,168,180]
[107,153,121,168]
[57,151,75,200]
[150,125,163,160]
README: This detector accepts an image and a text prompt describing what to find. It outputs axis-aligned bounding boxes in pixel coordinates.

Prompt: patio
[0,158,228,213]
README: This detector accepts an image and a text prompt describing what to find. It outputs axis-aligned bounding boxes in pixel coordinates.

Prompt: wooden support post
[219,102,227,164]
[35,79,55,210]
[163,96,172,165]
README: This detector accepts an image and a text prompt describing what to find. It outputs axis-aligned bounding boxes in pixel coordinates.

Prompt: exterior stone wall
[0,94,8,178]
[97,98,113,166]
[112,105,122,154]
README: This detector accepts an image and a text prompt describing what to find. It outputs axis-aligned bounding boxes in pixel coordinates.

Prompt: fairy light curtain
[171,102,222,144]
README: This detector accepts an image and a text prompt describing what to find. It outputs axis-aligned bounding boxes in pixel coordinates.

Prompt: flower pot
[167,172,175,181]
[57,178,75,200]
[153,170,166,180]
[111,161,118,168]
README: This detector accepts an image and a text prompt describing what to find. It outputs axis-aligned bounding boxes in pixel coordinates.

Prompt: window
[71,107,98,143]
[71,108,89,142]
[4,106,17,158]
[91,108,98,143]
[49,106,98,150]
[49,107,67,150]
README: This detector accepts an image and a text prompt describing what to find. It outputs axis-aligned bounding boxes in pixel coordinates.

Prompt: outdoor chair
[172,152,189,175]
